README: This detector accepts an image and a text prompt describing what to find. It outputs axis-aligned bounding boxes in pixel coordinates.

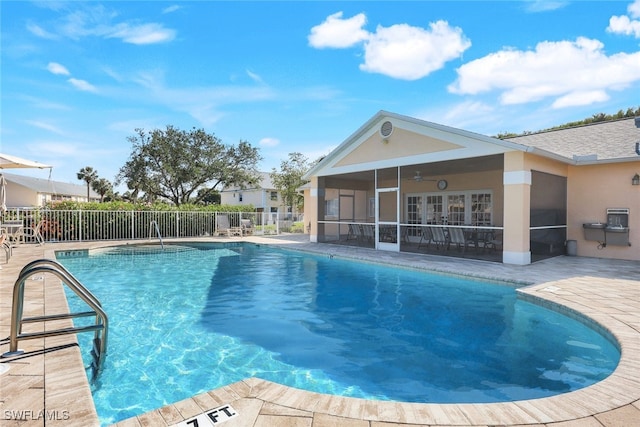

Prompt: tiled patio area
[1,235,639,426]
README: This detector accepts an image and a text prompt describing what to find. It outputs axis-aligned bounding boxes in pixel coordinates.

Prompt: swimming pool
[56,243,620,425]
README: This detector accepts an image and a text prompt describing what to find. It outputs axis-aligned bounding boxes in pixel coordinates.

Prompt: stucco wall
[5,182,39,207]
[568,163,639,260]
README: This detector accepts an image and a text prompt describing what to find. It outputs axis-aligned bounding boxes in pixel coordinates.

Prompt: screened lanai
[304,111,570,265]
[315,158,566,262]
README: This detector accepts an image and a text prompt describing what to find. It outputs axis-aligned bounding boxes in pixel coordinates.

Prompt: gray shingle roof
[2,172,100,198]
[505,117,640,162]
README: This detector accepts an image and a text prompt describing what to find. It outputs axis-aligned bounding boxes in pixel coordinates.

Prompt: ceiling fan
[410,171,436,182]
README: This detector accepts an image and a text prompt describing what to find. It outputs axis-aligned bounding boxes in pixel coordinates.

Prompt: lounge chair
[217,214,242,237]
[484,232,503,252]
[347,224,362,242]
[448,227,475,253]
[21,220,45,245]
[240,219,253,235]
[361,224,374,243]
[216,214,231,236]
[1,234,11,262]
[430,226,448,250]
[418,227,433,249]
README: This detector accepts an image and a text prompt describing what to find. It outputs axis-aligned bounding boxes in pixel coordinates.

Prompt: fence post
[176,211,180,238]
[130,211,135,240]
[78,210,83,241]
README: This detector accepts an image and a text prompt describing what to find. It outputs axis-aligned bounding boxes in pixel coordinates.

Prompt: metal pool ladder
[1,259,108,381]
[149,220,164,249]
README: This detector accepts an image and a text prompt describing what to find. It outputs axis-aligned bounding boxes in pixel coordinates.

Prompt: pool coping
[1,236,639,426]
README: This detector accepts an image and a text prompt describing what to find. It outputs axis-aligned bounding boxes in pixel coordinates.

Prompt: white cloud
[309,13,470,80]
[259,137,280,148]
[107,23,176,45]
[20,95,71,111]
[47,62,71,76]
[246,70,264,84]
[162,5,182,14]
[607,15,640,38]
[308,12,369,48]
[524,0,568,13]
[24,120,66,135]
[68,78,98,92]
[441,100,494,123]
[628,0,640,18]
[32,4,176,45]
[27,22,58,39]
[448,37,640,108]
[607,0,640,38]
[552,90,610,108]
[361,21,471,80]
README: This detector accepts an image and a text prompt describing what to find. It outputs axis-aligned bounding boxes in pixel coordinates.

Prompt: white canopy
[0,152,52,169]
[0,153,52,214]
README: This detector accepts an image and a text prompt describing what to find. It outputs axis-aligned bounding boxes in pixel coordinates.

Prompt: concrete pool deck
[0,235,639,426]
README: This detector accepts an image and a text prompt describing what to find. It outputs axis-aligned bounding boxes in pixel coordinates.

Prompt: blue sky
[2,1,640,190]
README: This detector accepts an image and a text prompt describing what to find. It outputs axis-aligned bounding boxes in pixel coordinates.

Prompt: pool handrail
[149,220,164,249]
[2,259,108,380]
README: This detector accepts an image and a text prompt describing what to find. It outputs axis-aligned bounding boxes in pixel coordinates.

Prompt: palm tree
[91,178,113,202]
[77,166,98,201]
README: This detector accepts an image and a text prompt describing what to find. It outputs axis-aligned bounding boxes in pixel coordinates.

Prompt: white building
[220,172,293,216]
[2,172,100,207]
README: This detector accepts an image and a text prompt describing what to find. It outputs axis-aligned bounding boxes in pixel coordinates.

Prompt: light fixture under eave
[633,173,640,186]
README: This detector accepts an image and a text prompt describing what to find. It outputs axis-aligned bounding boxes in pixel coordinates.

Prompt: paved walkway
[1,236,639,426]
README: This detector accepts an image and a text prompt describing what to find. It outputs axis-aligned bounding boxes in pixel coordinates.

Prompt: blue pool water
[57,243,620,425]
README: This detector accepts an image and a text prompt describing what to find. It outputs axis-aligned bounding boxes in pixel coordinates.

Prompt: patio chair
[448,227,475,253]
[1,220,25,244]
[484,232,503,252]
[21,220,45,245]
[346,224,360,241]
[216,214,231,236]
[417,227,433,249]
[1,234,11,263]
[361,224,374,243]
[240,219,254,235]
[430,226,448,250]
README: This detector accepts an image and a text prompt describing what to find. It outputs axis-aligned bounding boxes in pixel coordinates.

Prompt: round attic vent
[380,121,394,138]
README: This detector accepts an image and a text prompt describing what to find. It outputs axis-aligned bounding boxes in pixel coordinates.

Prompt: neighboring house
[302,110,640,265]
[2,172,100,207]
[220,172,296,217]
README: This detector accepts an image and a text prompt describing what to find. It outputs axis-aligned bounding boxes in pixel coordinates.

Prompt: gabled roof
[304,111,640,179]
[304,110,532,178]
[2,172,100,198]
[505,117,640,164]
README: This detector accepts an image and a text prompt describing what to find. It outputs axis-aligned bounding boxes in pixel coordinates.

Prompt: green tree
[77,166,98,201]
[197,187,221,205]
[116,126,262,206]
[270,152,311,214]
[91,177,113,202]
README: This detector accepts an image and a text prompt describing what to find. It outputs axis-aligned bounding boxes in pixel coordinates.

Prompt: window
[406,191,492,226]
[425,195,444,224]
[239,193,243,202]
[471,193,492,225]
[325,199,339,217]
[447,194,465,225]
[270,191,278,201]
[406,195,423,237]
